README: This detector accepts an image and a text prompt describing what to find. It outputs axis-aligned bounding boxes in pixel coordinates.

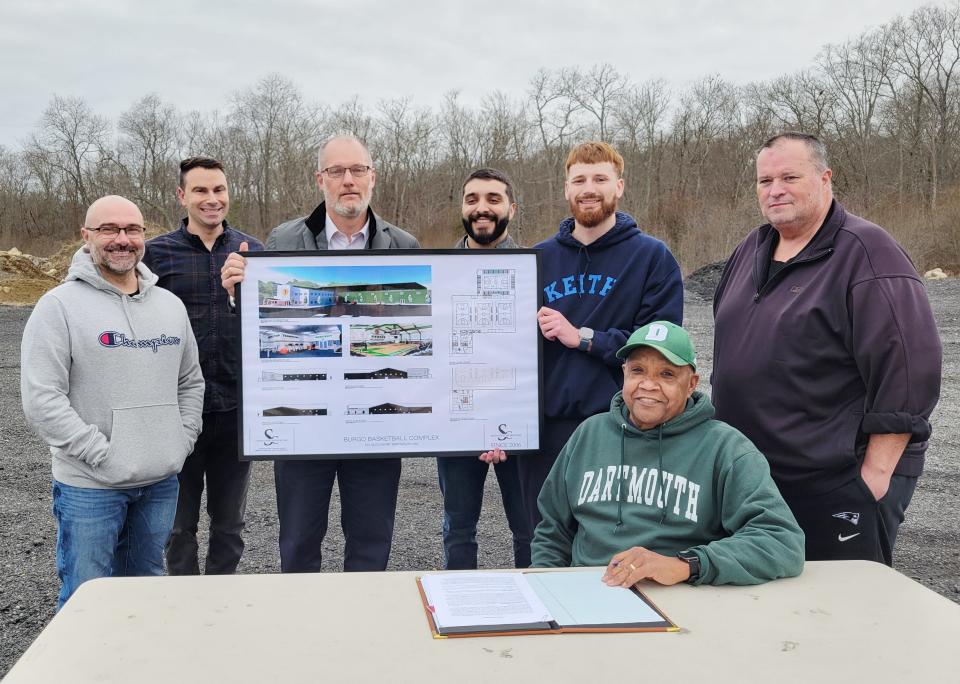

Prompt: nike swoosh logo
[838,533,861,542]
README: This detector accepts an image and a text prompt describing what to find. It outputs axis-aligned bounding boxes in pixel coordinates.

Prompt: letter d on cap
[645,324,669,341]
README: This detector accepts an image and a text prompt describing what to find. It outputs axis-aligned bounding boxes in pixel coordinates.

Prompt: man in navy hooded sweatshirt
[483,142,683,530]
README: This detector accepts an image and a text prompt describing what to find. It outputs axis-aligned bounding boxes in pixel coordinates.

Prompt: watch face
[580,327,594,341]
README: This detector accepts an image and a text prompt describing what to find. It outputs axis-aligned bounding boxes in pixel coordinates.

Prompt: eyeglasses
[320,165,373,179]
[86,224,147,239]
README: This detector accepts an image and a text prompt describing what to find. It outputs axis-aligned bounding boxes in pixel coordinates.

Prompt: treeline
[3,3,960,272]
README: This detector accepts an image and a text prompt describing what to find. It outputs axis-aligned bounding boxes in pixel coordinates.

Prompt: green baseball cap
[616,321,697,371]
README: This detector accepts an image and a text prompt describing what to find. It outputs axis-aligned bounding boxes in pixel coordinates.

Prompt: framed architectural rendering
[237,249,543,460]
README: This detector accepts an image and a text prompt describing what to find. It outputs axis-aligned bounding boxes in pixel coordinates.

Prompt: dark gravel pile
[3,281,959,675]
[683,260,727,301]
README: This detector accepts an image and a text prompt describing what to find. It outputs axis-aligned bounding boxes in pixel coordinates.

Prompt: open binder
[416,569,677,638]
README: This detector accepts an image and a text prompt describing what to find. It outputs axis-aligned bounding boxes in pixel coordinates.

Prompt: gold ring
[629,563,637,571]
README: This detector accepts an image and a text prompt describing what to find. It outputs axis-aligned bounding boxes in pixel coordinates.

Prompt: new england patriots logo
[832,511,861,526]
[99,331,122,347]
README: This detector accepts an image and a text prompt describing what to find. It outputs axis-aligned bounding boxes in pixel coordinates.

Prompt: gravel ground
[2,281,958,675]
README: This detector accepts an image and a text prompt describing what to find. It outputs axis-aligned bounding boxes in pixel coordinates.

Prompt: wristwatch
[677,550,701,584]
[577,327,594,352]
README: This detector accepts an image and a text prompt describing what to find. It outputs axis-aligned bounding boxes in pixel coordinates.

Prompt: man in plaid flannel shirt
[142,157,263,575]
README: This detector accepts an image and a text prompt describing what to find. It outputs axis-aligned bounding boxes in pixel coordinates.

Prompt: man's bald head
[81,195,146,284]
[84,195,144,229]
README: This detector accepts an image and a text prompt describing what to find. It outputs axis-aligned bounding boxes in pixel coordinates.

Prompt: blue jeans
[437,456,531,570]
[52,475,179,609]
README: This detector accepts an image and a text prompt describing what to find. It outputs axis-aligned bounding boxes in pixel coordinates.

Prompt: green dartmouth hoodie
[532,391,804,585]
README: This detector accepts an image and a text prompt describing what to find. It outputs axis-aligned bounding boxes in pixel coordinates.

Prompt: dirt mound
[45,240,82,278]
[0,242,79,306]
[684,260,727,301]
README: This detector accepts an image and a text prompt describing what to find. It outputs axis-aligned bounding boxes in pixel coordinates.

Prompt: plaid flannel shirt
[142,219,263,413]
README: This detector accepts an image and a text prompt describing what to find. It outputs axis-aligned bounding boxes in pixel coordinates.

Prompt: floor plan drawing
[449,366,517,412]
[450,268,518,357]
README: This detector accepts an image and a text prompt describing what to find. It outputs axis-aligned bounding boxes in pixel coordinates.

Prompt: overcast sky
[0,0,941,146]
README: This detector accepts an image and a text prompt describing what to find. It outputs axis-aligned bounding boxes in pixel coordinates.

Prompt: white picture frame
[237,249,543,460]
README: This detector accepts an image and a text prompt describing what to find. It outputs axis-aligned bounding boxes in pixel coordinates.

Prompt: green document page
[526,569,668,627]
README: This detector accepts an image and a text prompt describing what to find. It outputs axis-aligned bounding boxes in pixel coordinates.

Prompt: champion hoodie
[21,248,204,489]
[537,212,682,420]
[532,391,805,585]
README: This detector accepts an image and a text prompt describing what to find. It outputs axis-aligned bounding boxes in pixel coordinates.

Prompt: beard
[329,191,371,220]
[569,192,618,228]
[462,212,510,246]
[331,200,368,220]
[89,243,142,276]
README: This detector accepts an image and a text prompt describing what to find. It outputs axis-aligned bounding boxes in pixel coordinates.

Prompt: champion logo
[832,511,861,526]
[97,330,182,353]
[99,331,122,347]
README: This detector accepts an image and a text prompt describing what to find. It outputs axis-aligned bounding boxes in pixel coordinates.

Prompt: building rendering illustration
[262,283,337,307]
[350,324,432,357]
[261,281,430,308]
[263,406,328,416]
[345,403,432,415]
[260,326,342,356]
[343,368,431,380]
[261,370,328,382]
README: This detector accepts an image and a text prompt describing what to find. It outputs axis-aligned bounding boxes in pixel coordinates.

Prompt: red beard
[569,192,617,228]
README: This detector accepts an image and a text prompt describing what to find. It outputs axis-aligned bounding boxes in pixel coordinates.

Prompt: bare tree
[615,79,670,210]
[758,70,835,137]
[331,96,375,144]
[890,4,960,207]
[373,97,437,230]
[566,63,627,142]
[26,95,112,211]
[819,27,897,195]
[116,94,183,227]
[527,68,585,155]
[230,74,325,231]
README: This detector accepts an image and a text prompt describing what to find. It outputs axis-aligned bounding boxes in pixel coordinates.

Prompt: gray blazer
[266,203,419,250]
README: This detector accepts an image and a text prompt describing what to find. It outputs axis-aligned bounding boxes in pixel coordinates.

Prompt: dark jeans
[782,473,918,566]
[166,409,250,575]
[517,417,585,533]
[274,457,401,572]
[437,456,531,570]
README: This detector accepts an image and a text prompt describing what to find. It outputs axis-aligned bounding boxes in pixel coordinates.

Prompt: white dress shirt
[325,214,370,250]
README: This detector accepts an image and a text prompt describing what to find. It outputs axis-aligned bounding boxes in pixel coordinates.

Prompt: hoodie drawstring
[120,294,139,341]
[657,423,667,525]
[614,423,626,533]
[577,245,591,299]
[616,422,668,532]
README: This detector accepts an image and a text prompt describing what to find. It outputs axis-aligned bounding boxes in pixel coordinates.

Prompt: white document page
[525,569,665,626]
[420,572,553,629]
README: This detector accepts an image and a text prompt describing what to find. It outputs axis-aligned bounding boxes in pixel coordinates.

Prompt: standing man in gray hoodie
[21,195,204,609]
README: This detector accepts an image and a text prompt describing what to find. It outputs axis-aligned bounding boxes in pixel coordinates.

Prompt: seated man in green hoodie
[532,321,805,586]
